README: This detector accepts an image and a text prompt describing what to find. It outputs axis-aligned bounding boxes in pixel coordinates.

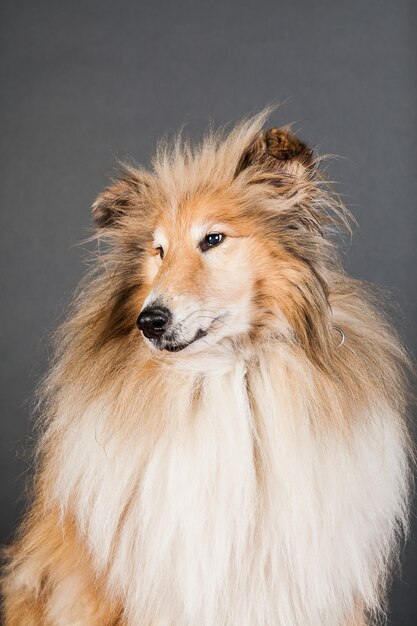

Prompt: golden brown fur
[3,503,124,625]
[2,111,413,625]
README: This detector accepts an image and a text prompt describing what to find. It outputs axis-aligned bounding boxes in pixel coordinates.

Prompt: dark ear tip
[92,205,113,229]
[91,194,111,228]
[263,127,311,163]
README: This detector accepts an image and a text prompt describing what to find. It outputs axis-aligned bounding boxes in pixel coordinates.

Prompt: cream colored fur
[46,340,409,626]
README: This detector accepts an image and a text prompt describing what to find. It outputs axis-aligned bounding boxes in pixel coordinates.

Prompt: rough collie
[2,111,412,625]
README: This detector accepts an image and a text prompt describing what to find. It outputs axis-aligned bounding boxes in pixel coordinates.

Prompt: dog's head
[91,114,344,367]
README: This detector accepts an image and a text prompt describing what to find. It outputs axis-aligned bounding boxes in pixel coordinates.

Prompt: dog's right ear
[235,127,314,183]
[92,167,151,229]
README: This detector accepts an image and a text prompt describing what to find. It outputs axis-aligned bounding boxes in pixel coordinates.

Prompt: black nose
[136,306,172,340]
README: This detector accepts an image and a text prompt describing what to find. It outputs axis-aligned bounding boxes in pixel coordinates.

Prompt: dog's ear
[235,127,314,183]
[92,167,151,229]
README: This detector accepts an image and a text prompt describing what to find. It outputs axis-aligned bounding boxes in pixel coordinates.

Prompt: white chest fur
[52,351,408,626]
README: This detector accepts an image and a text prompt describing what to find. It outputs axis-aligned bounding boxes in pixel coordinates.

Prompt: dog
[2,111,412,625]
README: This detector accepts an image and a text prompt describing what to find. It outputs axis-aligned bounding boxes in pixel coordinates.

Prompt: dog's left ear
[235,127,314,183]
[92,167,151,229]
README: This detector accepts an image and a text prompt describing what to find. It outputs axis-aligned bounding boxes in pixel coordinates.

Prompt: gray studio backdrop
[1,0,416,623]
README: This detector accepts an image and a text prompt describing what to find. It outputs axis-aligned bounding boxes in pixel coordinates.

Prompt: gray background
[1,0,416,622]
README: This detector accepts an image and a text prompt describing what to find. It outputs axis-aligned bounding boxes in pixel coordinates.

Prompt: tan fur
[2,111,412,625]
[3,500,124,625]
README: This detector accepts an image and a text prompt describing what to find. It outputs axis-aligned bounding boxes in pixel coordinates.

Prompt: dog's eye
[155,246,164,260]
[199,233,225,252]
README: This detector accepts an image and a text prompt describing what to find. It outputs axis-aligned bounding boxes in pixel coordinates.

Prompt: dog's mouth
[144,315,224,353]
[137,310,225,353]
[157,327,209,352]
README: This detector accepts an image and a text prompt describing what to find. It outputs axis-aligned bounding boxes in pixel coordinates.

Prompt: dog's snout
[136,306,172,340]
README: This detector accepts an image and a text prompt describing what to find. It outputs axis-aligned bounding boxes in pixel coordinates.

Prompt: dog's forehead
[152,221,214,246]
[152,188,242,246]
[152,197,220,244]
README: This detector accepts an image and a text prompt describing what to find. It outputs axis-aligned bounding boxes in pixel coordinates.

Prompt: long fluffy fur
[2,111,413,625]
